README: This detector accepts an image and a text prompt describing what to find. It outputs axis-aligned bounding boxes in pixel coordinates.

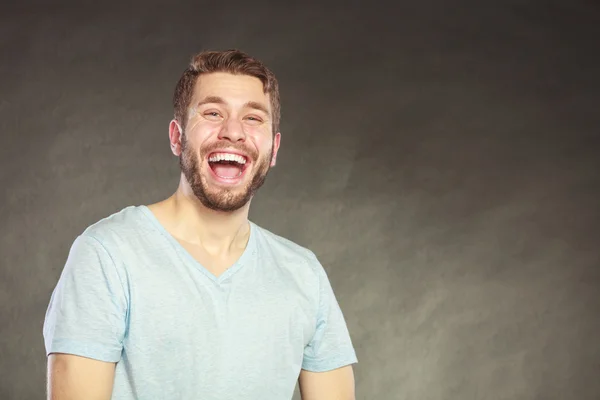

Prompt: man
[43,49,357,400]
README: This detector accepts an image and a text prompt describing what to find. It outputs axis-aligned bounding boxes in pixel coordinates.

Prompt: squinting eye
[246,116,263,123]
[203,111,224,121]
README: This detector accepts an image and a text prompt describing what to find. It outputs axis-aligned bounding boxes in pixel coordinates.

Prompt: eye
[204,111,222,120]
[245,115,263,124]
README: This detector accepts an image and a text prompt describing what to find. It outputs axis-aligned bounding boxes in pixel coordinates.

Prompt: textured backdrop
[1,1,599,399]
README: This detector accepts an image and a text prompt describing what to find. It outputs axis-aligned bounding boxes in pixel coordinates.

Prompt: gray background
[1,0,599,399]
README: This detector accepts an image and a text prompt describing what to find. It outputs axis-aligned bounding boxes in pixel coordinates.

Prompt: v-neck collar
[138,205,256,284]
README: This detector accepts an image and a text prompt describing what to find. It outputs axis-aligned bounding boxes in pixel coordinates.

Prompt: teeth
[208,153,247,164]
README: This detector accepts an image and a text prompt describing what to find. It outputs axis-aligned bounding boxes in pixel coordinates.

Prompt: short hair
[173,49,281,134]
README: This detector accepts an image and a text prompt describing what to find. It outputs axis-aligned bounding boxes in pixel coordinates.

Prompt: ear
[270,132,281,167]
[169,119,183,156]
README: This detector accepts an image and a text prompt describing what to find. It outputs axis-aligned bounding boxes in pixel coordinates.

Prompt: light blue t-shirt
[43,206,357,399]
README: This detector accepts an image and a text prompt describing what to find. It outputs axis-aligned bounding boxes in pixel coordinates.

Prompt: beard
[179,133,274,212]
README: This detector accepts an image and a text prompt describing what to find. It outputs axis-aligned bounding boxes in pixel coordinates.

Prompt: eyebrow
[195,96,271,116]
[243,101,270,116]
[196,96,226,107]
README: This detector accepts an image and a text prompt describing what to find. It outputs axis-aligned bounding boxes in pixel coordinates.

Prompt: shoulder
[251,222,326,279]
[64,206,150,281]
[252,222,319,262]
[72,206,153,262]
[81,205,149,244]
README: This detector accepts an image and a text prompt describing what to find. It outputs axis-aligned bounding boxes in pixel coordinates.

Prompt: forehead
[193,72,270,108]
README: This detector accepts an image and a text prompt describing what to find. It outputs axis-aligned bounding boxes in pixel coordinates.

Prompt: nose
[218,118,246,142]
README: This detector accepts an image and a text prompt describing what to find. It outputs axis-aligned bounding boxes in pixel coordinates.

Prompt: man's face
[175,72,281,212]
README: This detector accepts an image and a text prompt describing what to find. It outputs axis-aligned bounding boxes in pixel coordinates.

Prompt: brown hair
[173,49,281,134]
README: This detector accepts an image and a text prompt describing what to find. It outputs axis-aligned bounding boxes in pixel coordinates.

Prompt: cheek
[250,131,273,150]
[188,120,221,140]
[181,138,204,166]
[185,129,213,154]
[256,144,273,163]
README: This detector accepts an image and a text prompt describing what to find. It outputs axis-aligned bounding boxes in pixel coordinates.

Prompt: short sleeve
[302,254,358,372]
[43,234,128,363]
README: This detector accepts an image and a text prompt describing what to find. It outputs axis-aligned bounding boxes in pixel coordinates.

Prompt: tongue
[212,163,242,178]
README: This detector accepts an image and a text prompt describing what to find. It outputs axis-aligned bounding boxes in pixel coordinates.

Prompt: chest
[177,240,244,278]
[116,244,320,397]
[125,259,317,356]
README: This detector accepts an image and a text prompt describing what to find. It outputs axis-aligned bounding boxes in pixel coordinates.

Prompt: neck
[154,180,251,257]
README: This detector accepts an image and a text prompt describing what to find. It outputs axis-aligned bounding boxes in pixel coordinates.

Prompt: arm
[300,253,358,399]
[47,354,116,400]
[43,234,128,399]
[298,365,355,400]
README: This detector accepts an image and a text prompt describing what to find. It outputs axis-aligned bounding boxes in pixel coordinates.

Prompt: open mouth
[207,152,250,181]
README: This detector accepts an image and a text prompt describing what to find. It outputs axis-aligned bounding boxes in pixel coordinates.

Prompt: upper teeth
[208,153,247,164]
